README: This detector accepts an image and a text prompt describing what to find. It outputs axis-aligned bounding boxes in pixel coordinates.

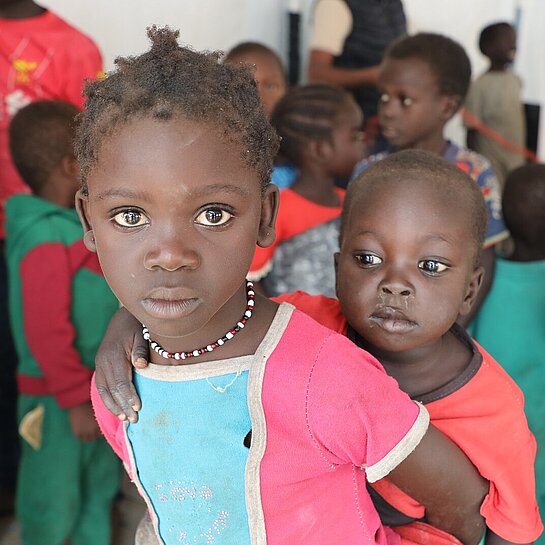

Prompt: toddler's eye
[195,207,232,226]
[401,96,413,107]
[379,93,390,103]
[112,209,149,228]
[418,260,449,275]
[355,253,383,267]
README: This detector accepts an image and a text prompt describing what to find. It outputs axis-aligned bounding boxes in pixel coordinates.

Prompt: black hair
[270,83,354,167]
[9,100,80,194]
[224,41,285,75]
[76,26,279,192]
[385,32,472,102]
[341,150,487,265]
[479,22,514,56]
[502,163,545,248]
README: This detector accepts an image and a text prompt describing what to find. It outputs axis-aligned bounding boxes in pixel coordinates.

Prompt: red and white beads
[142,281,255,361]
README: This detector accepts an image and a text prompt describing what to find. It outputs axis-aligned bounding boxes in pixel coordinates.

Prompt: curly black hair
[270,83,354,167]
[76,26,279,192]
[9,100,80,194]
[385,32,472,103]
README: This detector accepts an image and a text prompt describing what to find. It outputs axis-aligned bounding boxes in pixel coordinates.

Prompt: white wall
[41,0,544,156]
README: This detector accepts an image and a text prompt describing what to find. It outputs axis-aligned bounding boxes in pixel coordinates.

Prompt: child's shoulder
[274,291,347,333]
[352,151,390,178]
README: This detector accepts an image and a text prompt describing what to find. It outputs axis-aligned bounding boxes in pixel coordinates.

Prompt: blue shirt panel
[127,370,251,545]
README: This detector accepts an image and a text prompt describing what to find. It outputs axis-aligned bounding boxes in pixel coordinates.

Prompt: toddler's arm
[388,424,488,545]
[95,307,147,422]
[485,530,532,545]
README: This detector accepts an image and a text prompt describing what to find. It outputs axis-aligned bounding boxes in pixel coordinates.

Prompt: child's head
[479,22,516,68]
[76,27,279,348]
[9,100,80,205]
[502,163,545,257]
[378,33,471,151]
[271,83,364,178]
[337,149,486,356]
[224,42,287,118]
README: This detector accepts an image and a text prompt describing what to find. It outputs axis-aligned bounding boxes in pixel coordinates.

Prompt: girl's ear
[441,94,461,121]
[75,189,97,252]
[459,266,484,317]
[257,183,279,248]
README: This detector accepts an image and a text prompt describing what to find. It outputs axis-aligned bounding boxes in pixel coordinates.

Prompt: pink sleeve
[90,374,131,470]
[307,334,429,482]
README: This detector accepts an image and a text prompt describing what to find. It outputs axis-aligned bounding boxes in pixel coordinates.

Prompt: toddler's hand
[95,307,148,423]
[68,402,101,442]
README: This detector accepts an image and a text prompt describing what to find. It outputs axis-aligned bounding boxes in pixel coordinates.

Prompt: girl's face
[78,117,276,353]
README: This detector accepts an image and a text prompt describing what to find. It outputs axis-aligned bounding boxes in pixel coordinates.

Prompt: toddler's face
[336,178,480,358]
[78,117,270,351]
[489,26,517,65]
[377,57,453,151]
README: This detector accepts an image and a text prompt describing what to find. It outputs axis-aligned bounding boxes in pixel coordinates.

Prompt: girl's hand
[95,307,148,423]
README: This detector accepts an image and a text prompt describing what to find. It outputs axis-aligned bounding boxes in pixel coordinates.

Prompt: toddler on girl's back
[82,27,487,545]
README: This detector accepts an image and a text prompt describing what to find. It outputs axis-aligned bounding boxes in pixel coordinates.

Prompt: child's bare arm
[485,529,531,545]
[388,424,488,545]
[94,307,148,423]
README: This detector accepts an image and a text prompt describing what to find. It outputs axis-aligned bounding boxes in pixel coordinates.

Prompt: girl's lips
[141,297,200,319]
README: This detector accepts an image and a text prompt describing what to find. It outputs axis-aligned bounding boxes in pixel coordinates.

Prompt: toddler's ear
[75,189,96,252]
[459,266,484,316]
[441,94,462,121]
[257,183,279,248]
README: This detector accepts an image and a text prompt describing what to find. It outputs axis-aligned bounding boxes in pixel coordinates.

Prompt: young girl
[248,83,364,297]
[77,27,487,545]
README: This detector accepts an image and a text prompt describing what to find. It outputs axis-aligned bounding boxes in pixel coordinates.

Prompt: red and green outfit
[6,194,120,545]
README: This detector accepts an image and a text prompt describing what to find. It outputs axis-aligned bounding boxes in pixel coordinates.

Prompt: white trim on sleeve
[365,401,430,483]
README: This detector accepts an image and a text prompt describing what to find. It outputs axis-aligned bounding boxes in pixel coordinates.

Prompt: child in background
[470,163,545,543]
[97,151,542,545]
[224,41,295,189]
[6,101,120,545]
[353,33,509,324]
[80,28,488,545]
[464,23,525,187]
[249,83,365,297]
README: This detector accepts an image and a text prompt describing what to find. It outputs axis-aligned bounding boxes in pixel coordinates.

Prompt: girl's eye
[112,209,149,228]
[418,260,449,275]
[355,253,383,267]
[401,96,413,107]
[195,207,233,226]
[379,93,390,103]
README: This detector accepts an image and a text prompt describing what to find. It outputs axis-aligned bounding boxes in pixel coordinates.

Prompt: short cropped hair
[503,163,545,248]
[479,22,514,56]
[9,100,80,194]
[385,32,472,102]
[224,41,285,75]
[341,150,487,265]
[76,27,279,192]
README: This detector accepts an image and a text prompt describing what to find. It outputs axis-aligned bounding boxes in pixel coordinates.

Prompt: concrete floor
[0,473,146,545]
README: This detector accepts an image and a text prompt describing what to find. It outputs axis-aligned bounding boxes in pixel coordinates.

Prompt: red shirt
[276,291,543,544]
[0,10,103,237]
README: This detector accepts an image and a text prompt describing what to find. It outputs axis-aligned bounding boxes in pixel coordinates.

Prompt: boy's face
[229,51,287,117]
[77,117,276,350]
[377,57,456,152]
[336,178,481,358]
[328,98,366,179]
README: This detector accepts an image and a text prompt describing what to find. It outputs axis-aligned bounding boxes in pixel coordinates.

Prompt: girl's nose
[143,228,200,272]
[379,271,414,298]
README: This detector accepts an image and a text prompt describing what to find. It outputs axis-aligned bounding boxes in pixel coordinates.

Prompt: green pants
[16,395,120,545]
